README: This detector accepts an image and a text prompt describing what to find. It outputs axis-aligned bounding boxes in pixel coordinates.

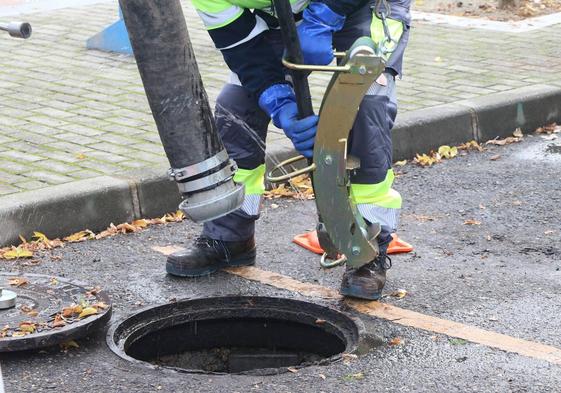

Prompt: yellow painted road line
[154,246,561,366]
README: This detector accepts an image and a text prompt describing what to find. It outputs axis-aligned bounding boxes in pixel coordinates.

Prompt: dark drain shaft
[108,296,361,374]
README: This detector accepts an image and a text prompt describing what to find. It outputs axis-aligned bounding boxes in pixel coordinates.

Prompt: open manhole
[108,296,363,374]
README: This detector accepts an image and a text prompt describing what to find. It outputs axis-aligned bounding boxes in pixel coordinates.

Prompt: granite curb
[1,84,560,246]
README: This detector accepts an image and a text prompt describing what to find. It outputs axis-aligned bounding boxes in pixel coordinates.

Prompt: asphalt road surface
[1,134,560,392]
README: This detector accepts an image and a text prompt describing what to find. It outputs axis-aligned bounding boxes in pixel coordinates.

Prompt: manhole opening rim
[106,295,363,375]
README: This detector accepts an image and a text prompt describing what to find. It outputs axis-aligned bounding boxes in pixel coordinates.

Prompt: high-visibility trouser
[331,0,407,251]
[204,2,409,250]
[202,83,270,242]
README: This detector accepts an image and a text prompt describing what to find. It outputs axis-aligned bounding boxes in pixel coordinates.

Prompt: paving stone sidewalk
[0,1,560,196]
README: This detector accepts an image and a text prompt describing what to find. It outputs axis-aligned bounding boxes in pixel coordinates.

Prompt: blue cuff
[258,84,295,128]
[305,2,346,32]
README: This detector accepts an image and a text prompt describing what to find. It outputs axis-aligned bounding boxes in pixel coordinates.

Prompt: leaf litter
[0,211,186,260]
[264,174,314,200]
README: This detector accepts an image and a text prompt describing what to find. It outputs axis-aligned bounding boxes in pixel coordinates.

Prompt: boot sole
[166,250,256,278]
[340,285,383,301]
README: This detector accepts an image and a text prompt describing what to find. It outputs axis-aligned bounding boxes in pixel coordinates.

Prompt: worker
[166,0,411,300]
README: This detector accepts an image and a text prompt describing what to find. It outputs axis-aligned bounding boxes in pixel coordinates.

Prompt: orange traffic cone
[387,233,413,254]
[293,231,413,255]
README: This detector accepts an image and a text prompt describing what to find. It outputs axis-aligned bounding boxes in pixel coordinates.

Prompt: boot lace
[194,236,231,261]
[374,254,392,271]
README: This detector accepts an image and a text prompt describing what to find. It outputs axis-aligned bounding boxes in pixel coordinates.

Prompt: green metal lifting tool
[269,0,386,269]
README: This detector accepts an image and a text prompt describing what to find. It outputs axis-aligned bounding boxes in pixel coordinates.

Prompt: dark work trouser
[203,1,410,255]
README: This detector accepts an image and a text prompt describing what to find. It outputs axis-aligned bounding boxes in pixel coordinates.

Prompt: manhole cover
[108,296,362,374]
[0,273,112,352]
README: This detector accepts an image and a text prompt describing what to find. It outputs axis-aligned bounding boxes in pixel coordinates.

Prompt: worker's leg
[166,80,270,277]
[202,80,270,241]
[333,1,409,299]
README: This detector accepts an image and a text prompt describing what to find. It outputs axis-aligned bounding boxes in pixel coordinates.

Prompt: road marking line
[154,246,561,366]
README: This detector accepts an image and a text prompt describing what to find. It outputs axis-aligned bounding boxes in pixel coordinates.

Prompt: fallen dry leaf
[390,289,408,299]
[485,134,522,146]
[458,140,484,151]
[394,160,407,166]
[64,230,95,243]
[8,277,29,287]
[18,322,36,333]
[32,232,63,249]
[61,306,75,318]
[513,128,524,138]
[287,367,298,373]
[2,246,33,260]
[92,302,109,310]
[414,153,440,167]
[389,337,402,346]
[412,214,435,222]
[264,174,315,200]
[342,353,358,365]
[438,145,458,159]
[78,307,98,319]
[60,340,80,350]
[535,123,561,134]
[132,219,149,228]
[343,372,365,381]
[490,154,501,161]
[464,219,482,226]
[51,315,67,328]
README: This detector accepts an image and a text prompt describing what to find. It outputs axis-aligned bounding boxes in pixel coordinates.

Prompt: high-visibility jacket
[191,0,411,95]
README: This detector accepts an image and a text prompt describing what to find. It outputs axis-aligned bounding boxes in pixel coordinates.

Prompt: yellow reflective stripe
[350,169,402,209]
[233,164,265,195]
[196,7,244,30]
[191,0,232,14]
[370,16,404,61]
[290,0,310,13]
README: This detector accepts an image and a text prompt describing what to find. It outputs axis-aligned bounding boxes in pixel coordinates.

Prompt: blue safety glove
[297,2,345,65]
[259,84,318,158]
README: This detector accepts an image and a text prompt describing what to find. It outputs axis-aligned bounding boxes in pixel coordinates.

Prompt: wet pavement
[1,134,560,392]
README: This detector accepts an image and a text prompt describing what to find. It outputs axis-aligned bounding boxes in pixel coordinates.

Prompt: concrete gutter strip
[455,84,561,143]
[392,103,476,161]
[1,85,560,247]
[392,84,561,160]
[0,176,135,246]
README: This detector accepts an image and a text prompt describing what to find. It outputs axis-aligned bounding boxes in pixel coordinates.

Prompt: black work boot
[340,254,392,300]
[166,236,256,277]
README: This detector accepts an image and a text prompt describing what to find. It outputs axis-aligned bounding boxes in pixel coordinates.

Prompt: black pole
[272,0,314,119]
[119,0,223,169]
[119,0,244,222]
